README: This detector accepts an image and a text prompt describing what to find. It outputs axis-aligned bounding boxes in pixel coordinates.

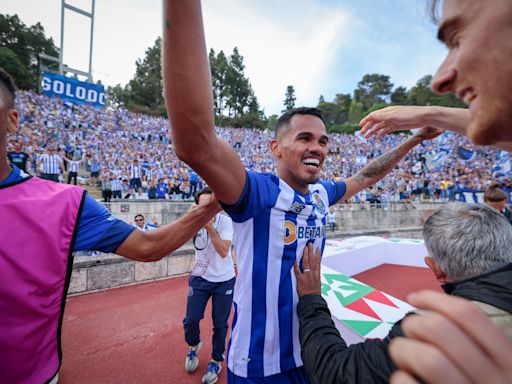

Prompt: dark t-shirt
[8,151,30,172]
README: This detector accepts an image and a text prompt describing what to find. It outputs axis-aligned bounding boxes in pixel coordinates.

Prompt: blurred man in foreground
[359,0,512,381]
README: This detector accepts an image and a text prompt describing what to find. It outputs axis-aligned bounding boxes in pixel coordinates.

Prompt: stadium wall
[69,202,438,294]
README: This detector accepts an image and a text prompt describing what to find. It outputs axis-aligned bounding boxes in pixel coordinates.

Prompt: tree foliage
[0,15,468,134]
[209,47,264,127]
[282,85,296,112]
[0,13,59,90]
[354,73,393,110]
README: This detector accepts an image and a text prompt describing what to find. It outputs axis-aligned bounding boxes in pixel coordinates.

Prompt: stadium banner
[41,72,105,108]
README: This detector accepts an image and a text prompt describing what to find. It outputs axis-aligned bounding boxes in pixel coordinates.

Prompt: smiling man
[162,1,438,382]
[357,1,512,382]
[359,2,512,151]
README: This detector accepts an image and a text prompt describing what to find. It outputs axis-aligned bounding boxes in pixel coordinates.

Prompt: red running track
[59,265,441,383]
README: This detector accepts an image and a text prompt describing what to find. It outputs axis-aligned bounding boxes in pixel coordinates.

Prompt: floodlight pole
[59,0,96,82]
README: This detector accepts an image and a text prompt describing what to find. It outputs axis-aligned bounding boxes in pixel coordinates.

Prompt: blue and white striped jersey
[68,160,80,173]
[130,165,141,179]
[222,170,346,378]
[39,154,61,174]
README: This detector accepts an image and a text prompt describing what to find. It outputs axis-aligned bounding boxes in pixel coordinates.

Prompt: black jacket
[297,262,512,384]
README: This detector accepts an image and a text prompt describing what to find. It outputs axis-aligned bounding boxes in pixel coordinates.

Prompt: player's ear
[271,140,281,159]
[7,109,18,134]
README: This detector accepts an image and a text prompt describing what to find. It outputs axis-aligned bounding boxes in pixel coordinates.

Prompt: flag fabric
[493,150,512,178]
[457,146,474,160]
[425,150,448,172]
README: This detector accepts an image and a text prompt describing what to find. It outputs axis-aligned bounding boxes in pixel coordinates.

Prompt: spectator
[134,214,158,231]
[483,183,512,225]
[7,140,30,172]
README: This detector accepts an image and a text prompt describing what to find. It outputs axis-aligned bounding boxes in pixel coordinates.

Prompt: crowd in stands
[7,90,511,203]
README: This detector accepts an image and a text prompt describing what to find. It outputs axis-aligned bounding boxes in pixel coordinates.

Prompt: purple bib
[0,177,84,383]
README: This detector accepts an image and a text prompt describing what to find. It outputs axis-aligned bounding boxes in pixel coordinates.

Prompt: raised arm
[116,195,220,261]
[342,127,440,201]
[162,0,246,205]
[359,106,469,139]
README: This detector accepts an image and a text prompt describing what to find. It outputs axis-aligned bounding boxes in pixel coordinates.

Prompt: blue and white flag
[425,150,448,171]
[457,146,474,161]
[493,150,512,178]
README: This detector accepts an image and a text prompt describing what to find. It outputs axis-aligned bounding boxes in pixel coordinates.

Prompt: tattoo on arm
[353,141,414,186]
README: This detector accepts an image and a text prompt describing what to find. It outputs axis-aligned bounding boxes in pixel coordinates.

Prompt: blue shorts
[227,367,309,383]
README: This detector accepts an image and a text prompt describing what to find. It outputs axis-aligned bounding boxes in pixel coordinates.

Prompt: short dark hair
[134,214,144,221]
[0,67,16,107]
[195,186,212,204]
[274,107,324,138]
[484,183,508,203]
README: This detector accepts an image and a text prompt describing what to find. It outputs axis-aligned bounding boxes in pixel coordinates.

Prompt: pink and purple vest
[0,176,85,383]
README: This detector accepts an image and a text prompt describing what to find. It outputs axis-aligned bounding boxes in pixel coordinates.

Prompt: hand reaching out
[389,291,512,384]
[294,243,322,297]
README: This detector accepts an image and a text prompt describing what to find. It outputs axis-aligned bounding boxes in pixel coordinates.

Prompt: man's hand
[151,216,158,226]
[389,291,512,384]
[294,243,322,298]
[204,217,215,231]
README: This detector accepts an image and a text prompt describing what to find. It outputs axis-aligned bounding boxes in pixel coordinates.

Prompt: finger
[361,121,380,136]
[401,312,502,384]
[293,260,302,279]
[376,127,394,140]
[389,337,470,384]
[389,370,419,384]
[301,244,311,271]
[359,115,374,130]
[311,245,322,273]
[364,121,388,138]
[408,291,512,371]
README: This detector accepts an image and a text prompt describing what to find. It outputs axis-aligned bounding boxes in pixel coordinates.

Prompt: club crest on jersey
[288,201,306,215]
[283,220,326,245]
[312,192,326,215]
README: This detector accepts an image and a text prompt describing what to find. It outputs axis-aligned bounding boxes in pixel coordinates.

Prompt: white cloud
[203,0,352,115]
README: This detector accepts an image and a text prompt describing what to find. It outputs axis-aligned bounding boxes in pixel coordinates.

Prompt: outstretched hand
[389,291,512,384]
[294,243,322,298]
[359,106,442,139]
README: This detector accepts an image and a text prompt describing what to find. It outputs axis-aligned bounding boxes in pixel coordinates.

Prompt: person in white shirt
[327,208,337,232]
[184,187,235,384]
[134,214,158,231]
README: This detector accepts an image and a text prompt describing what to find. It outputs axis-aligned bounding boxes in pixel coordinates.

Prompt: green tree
[354,73,393,110]
[0,14,58,90]
[407,74,465,108]
[124,37,164,114]
[282,85,296,112]
[210,49,230,117]
[348,100,366,124]
[391,86,408,105]
[0,47,31,89]
[266,114,278,131]
[226,47,252,118]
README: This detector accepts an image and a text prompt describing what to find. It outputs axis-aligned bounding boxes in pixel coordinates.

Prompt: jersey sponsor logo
[283,220,326,245]
[312,192,326,215]
[288,201,306,215]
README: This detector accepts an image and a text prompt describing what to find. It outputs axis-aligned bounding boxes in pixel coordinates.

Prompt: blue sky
[1,0,447,116]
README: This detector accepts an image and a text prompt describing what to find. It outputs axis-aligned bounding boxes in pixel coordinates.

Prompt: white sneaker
[185,341,202,373]
[202,360,222,384]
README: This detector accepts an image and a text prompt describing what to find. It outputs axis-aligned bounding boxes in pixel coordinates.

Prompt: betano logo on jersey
[283,220,326,245]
